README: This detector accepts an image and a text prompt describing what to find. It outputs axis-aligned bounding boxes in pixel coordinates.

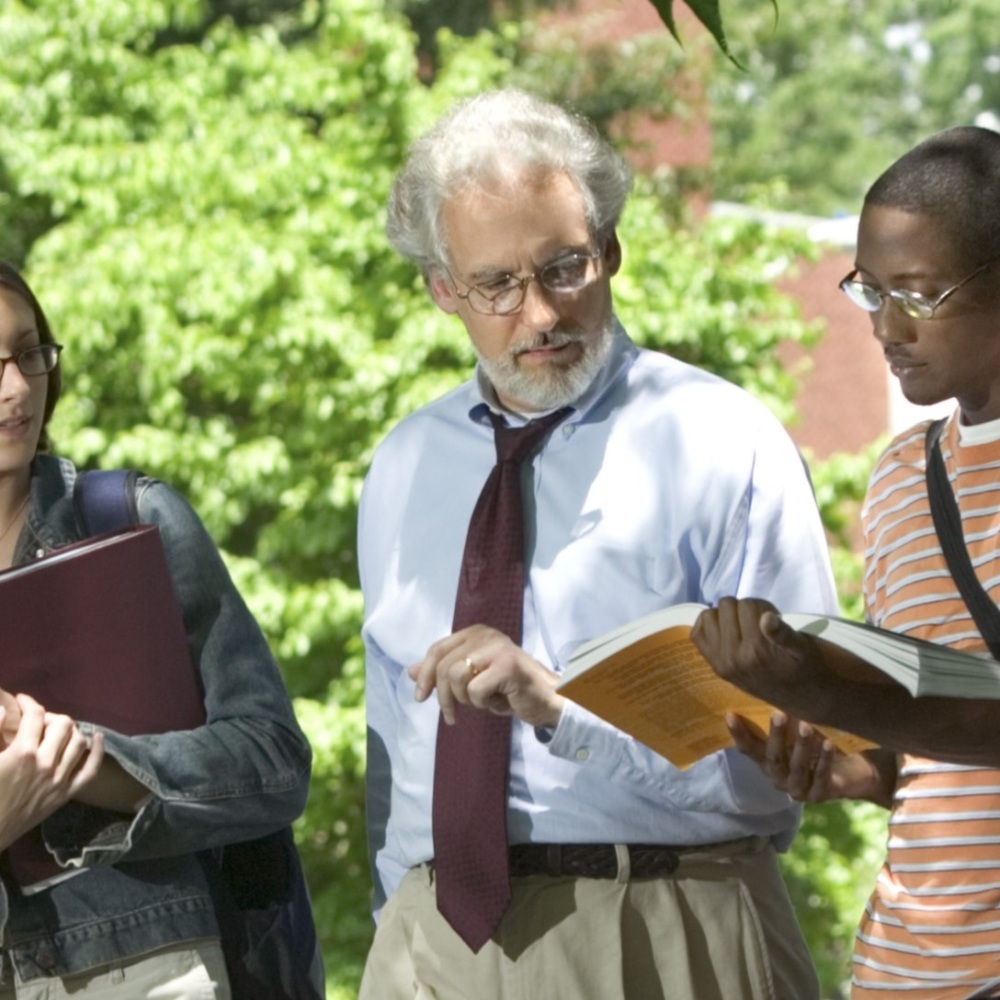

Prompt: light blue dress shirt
[360,322,839,914]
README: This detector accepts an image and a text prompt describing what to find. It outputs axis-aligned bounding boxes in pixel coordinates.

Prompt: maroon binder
[1,524,206,884]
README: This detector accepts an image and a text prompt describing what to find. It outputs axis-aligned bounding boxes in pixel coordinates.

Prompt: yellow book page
[560,626,872,769]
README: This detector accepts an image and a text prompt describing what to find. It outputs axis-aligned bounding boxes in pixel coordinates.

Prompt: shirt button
[574,747,590,762]
[562,423,575,439]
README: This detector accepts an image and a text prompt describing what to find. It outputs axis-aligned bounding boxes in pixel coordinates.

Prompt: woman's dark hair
[0,261,62,453]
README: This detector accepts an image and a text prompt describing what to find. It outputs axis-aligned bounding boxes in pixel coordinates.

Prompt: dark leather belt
[508,843,683,879]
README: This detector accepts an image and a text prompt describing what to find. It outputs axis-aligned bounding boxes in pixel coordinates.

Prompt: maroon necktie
[432,407,570,951]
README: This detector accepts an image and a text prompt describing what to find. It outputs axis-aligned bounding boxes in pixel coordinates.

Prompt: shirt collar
[957,410,1000,446]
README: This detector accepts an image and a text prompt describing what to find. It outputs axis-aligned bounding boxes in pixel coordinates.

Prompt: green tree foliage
[707,0,1000,216]
[403,0,747,73]
[794,441,888,997]
[0,1,888,995]
[810,440,888,622]
[781,800,887,996]
[646,0,769,66]
[0,0,418,990]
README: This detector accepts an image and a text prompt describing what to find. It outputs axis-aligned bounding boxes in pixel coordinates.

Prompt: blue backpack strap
[73,469,140,536]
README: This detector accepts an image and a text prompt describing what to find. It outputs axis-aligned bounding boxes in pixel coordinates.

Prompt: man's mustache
[510,331,583,357]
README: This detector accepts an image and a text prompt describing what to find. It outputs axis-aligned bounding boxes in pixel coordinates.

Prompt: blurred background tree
[707,0,1000,215]
[10,0,987,995]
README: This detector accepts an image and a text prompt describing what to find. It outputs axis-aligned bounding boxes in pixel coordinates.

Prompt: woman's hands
[0,691,105,851]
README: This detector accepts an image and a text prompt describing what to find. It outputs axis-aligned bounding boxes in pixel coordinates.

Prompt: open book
[558,602,995,768]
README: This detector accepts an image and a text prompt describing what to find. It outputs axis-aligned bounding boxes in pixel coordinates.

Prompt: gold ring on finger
[465,656,479,677]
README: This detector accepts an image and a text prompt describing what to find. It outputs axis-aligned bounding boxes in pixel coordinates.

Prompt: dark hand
[727,710,893,804]
[691,596,813,710]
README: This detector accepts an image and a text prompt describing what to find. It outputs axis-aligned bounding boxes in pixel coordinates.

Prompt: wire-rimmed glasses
[839,254,1000,320]
[449,250,603,316]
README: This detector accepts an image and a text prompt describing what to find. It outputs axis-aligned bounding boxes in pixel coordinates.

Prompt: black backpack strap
[73,469,140,536]
[925,418,1000,658]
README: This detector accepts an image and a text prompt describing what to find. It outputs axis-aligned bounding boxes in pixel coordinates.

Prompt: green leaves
[0,2,420,989]
[646,0,776,66]
[613,176,821,423]
[707,0,1000,216]
[0,2,874,993]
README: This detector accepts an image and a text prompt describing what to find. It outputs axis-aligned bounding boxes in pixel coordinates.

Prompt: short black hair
[865,126,1000,267]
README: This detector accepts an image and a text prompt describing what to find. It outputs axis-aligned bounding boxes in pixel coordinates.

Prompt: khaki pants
[0,940,230,1000]
[361,838,818,1000]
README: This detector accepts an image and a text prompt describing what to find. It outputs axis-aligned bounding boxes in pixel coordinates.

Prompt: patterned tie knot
[491,408,571,465]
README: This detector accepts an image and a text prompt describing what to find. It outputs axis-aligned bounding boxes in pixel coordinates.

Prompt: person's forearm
[694,603,1000,768]
[811,685,1000,766]
[793,640,1000,767]
[72,757,148,813]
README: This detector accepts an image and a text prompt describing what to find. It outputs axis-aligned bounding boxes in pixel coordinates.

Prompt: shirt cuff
[541,698,629,769]
[41,795,156,870]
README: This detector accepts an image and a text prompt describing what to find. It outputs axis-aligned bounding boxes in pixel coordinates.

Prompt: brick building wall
[779,248,888,459]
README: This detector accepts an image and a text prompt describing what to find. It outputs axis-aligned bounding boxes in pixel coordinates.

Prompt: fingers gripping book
[559,603,991,768]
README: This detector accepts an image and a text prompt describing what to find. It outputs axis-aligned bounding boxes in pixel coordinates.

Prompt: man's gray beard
[476,317,615,412]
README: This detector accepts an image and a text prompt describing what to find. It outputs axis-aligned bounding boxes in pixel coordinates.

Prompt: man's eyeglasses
[839,253,1000,320]
[0,344,63,380]
[449,251,602,316]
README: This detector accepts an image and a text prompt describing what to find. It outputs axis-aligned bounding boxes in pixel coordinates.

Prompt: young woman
[0,262,312,999]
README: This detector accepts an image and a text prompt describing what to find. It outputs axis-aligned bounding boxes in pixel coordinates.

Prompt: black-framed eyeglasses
[839,253,1000,320]
[449,250,603,316]
[0,344,63,380]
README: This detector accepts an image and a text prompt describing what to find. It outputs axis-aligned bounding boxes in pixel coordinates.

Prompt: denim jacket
[0,455,312,981]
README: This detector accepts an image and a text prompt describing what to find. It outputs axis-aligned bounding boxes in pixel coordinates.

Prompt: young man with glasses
[358,88,839,1000]
[692,126,1000,997]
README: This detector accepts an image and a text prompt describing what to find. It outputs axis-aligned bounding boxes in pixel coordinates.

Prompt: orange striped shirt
[856,415,1000,998]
